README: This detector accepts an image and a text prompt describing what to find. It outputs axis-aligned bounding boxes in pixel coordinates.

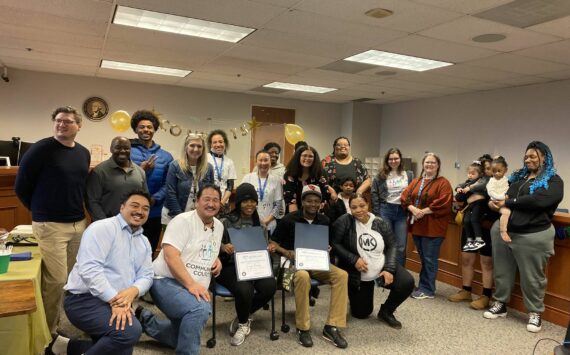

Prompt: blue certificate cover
[228,226,267,252]
[294,223,329,251]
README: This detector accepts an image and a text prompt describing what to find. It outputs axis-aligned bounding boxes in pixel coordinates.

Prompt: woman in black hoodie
[483,141,564,334]
[331,194,414,329]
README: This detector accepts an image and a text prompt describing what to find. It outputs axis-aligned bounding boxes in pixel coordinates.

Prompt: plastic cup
[0,254,10,274]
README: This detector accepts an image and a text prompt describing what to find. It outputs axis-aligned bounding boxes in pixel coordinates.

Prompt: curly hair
[509,141,556,194]
[131,110,160,131]
[207,129,230,152]
[284,146,323,180]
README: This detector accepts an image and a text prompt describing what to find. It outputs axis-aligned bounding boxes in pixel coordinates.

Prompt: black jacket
[505,174,564,234]
[272,209,330,251]
[331,214,397,288]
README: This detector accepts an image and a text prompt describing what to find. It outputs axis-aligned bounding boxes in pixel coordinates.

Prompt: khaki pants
[32,219,87,334]
[293,264,348,331]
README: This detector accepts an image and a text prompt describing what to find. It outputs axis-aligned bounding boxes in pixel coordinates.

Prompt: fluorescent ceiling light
[263,82,337,94]
[344,50,453,72]
[101,60,191,77]
[113,5,255,43]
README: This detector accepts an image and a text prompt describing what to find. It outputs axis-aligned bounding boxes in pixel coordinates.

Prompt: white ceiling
[1,0,570,104]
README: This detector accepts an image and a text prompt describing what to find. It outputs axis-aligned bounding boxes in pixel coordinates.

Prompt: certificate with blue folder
[294,223,330,271]
[229,227,273,281]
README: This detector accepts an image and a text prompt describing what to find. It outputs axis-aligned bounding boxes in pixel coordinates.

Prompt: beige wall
[0,69,342,180]
[380,78,570,209]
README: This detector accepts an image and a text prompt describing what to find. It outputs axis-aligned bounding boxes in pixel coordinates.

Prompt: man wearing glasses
[15,106,91,337]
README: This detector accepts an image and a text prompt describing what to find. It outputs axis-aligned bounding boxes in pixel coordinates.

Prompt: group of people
[12,105,565,355]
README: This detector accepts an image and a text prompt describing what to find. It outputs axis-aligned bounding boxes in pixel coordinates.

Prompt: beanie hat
[235,183,258,207]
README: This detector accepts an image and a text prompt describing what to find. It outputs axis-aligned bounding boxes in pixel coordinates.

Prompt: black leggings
[348,264,414,318]
[463,199,488,239]
[216,263,277,323]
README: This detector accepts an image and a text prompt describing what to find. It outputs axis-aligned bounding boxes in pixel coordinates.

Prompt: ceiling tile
[429,63,520,81]
[224,44,330,68]
[418,15,562,52]
[513,39,570,65]
[528,15,570,39]
[294,0,464,33]
[375,34,499,63]
[411,0,515,15]
[466,53,570,75]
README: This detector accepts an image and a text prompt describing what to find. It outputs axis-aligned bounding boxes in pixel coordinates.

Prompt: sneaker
[231,320,251,346]
[471,239,486,251]
[296,329,313,347]
[483,301,507,319]
[527,312,542,333]
[229,316,239,336]
[378,309,402,329]
[463,240,475,251]
[411,289,434,299]
[322,325,348,349]
[448,289,472,302]
[470,295,490,310]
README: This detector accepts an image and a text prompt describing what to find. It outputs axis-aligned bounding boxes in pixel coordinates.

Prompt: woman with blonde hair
[163,133,214,223]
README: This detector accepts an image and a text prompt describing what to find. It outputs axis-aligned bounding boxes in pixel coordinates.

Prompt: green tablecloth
[0,246,51,355]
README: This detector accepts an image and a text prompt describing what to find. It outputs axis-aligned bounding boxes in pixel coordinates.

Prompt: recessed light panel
[344,50,453,72]
[113,5,255,43]
[263,82,337,93]
[101,60,191,77]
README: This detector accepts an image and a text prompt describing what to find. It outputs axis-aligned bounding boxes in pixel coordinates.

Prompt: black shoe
[310,285,321,299]
[296,328,313,347]
[378,309,402,329]
[483,301,507,319]
[322,325,348,349]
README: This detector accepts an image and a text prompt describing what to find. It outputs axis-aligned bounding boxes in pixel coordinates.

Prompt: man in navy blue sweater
[15,106,91,336]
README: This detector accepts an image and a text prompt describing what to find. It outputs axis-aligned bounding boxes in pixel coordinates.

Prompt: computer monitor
[0,139,33,166]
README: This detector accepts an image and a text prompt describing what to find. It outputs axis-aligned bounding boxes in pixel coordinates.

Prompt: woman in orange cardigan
[401,152,453,299]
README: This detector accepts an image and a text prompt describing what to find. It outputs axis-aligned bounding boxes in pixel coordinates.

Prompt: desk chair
[207,279,279,348]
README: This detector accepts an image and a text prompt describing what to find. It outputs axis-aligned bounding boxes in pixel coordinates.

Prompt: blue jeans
[380,203,408,267]
[412,236,444,296]
[142,277,211,355]
[64,293,142,355]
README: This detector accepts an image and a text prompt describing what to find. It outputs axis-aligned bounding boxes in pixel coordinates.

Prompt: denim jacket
[164,160,214,217]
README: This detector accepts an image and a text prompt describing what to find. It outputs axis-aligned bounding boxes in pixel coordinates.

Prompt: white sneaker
[231,320,251,346]
[527,312,542,333]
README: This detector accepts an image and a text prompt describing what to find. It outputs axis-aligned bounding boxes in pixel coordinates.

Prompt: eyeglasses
[424,161,438,165]
[54,119,77,126]
[335,144,349,148]
[388,158,400,161]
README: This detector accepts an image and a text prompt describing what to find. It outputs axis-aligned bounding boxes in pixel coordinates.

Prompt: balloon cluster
[108,110,305,145]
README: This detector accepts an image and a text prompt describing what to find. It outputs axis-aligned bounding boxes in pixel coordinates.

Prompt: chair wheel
[309,297,316,307]
[281,324,290,333]
[206,338,216,348]
[270,331,279,341]
[263,303,270,310]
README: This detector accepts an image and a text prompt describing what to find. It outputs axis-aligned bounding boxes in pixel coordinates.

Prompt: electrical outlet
[454,161,461,169]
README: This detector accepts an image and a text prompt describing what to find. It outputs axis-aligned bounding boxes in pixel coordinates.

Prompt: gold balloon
[284,124,305,145]
[110,110,131,132]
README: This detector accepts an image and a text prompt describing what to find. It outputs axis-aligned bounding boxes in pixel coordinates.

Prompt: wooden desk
[0,279,36,317]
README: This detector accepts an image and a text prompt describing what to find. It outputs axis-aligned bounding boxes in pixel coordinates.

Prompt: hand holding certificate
[229,227,273,281]
[294,223,330,271]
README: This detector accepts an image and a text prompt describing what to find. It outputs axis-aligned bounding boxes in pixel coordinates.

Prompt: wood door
[250,106,295,171]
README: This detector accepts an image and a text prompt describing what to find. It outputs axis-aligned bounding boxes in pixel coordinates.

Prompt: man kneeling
[49,191,154,355]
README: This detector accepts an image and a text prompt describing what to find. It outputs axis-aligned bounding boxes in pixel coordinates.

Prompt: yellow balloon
[110,110,131,132]
[284,124,305,145]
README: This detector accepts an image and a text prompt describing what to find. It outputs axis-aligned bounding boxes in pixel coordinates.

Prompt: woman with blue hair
[483,141,564,333]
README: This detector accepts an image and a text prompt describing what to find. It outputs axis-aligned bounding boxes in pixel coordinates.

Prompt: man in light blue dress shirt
[47,190,154,355]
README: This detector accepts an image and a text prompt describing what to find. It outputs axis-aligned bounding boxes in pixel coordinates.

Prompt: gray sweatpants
[491,220,555,313]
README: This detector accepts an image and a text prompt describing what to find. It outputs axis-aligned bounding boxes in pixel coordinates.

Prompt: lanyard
[414,177,432,207]
[257,175,269,202]
[210,153,224,182]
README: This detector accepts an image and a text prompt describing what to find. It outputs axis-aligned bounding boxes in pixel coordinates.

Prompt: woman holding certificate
[218,183,277,346]
[332,195,414,328]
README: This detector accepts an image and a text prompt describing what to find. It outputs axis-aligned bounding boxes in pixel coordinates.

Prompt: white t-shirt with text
[355,213,385,281]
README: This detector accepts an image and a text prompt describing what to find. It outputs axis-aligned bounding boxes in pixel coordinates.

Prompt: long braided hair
[509,141,556,194]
